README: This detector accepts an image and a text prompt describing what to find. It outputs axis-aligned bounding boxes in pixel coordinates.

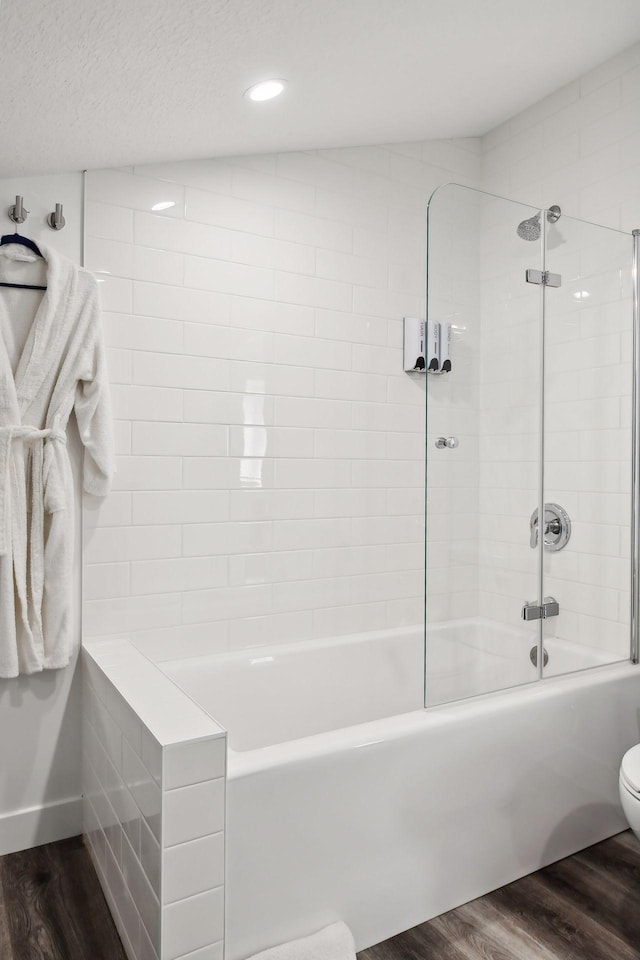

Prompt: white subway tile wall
[82,641,225,960]
[476,42,640,660]
[83,44,640,667]
[425,186,482,625]
[84,141,482,654]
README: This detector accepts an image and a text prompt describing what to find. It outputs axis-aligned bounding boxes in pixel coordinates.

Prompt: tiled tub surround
[426,179,634,682]
[81,72,640,680]
[82,639,226,960]
[476,197,632,661]
[479,42,640,658]
[82,139,482,657]
[424,186,481,626]
[81,55,640,682]
[80,42,640,675]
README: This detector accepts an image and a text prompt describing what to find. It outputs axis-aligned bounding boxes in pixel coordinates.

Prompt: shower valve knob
[435,436,458,449]
[529,503,571,551]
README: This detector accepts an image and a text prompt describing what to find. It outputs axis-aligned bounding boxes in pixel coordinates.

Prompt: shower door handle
[435,436,459,449]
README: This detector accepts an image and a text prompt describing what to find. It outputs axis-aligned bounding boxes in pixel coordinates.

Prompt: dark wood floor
[0,835,126,960]
[0,832,639,959]
[360,831,640,960]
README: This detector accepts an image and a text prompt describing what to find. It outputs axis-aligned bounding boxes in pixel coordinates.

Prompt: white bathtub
[161,622,640,959]
[426,617,614,704]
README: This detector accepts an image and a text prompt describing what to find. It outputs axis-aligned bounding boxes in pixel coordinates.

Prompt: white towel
[244,922,357,960]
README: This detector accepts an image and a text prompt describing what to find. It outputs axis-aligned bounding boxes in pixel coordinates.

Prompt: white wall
[476,42,640,661]
[424,185,481,625]
[482,42,640,231]
[81,42,640,679]
[82,141,481,659]
[0,172,84,854]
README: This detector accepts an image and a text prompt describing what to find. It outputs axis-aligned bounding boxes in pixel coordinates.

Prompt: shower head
[516,205,562,242]
[517,214,541,241]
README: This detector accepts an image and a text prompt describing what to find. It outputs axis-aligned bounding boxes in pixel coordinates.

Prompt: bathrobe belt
[0,420,67,632]
[0,417,67,554]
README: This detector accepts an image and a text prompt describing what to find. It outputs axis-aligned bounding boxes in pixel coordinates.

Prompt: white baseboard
[0,796,82,855]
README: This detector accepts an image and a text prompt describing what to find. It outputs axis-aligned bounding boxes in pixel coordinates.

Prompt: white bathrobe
[0,243,114,677]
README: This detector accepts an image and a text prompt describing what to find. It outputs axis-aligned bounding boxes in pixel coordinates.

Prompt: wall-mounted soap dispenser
[403,317,452,374]
[439,321,452,373]
[403,317,428,371]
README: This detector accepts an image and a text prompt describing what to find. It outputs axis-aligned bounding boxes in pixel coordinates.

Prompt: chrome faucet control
[529,503,571,551]
[435,436,459,449]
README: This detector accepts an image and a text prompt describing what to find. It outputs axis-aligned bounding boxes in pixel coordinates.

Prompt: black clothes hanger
[0,233,47,291]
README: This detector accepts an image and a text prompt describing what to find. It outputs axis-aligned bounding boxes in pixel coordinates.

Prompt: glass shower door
[541,212,633,676]
[425,184,545,706]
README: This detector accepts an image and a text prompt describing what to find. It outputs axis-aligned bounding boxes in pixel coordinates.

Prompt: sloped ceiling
[2,0,640,176]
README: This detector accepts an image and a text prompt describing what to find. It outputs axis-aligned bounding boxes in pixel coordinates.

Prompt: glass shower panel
[425,184,544,707]
[541,214,632,676]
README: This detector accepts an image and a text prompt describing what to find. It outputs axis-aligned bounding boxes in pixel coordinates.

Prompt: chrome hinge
[521,597,560,621]
[526,269,562,287]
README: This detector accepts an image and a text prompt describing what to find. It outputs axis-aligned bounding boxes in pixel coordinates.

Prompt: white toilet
[619,745,640,839]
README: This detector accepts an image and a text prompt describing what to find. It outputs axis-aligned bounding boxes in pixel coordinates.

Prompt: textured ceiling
[3,0,640,177]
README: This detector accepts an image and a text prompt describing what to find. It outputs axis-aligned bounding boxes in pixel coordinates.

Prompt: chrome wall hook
[47,203,65,231]
[8,196,28,225]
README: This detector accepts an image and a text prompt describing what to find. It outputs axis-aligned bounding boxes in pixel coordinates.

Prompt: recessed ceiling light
[152,201,176,211]
[244,79,287,102]
[573,290,590,300]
